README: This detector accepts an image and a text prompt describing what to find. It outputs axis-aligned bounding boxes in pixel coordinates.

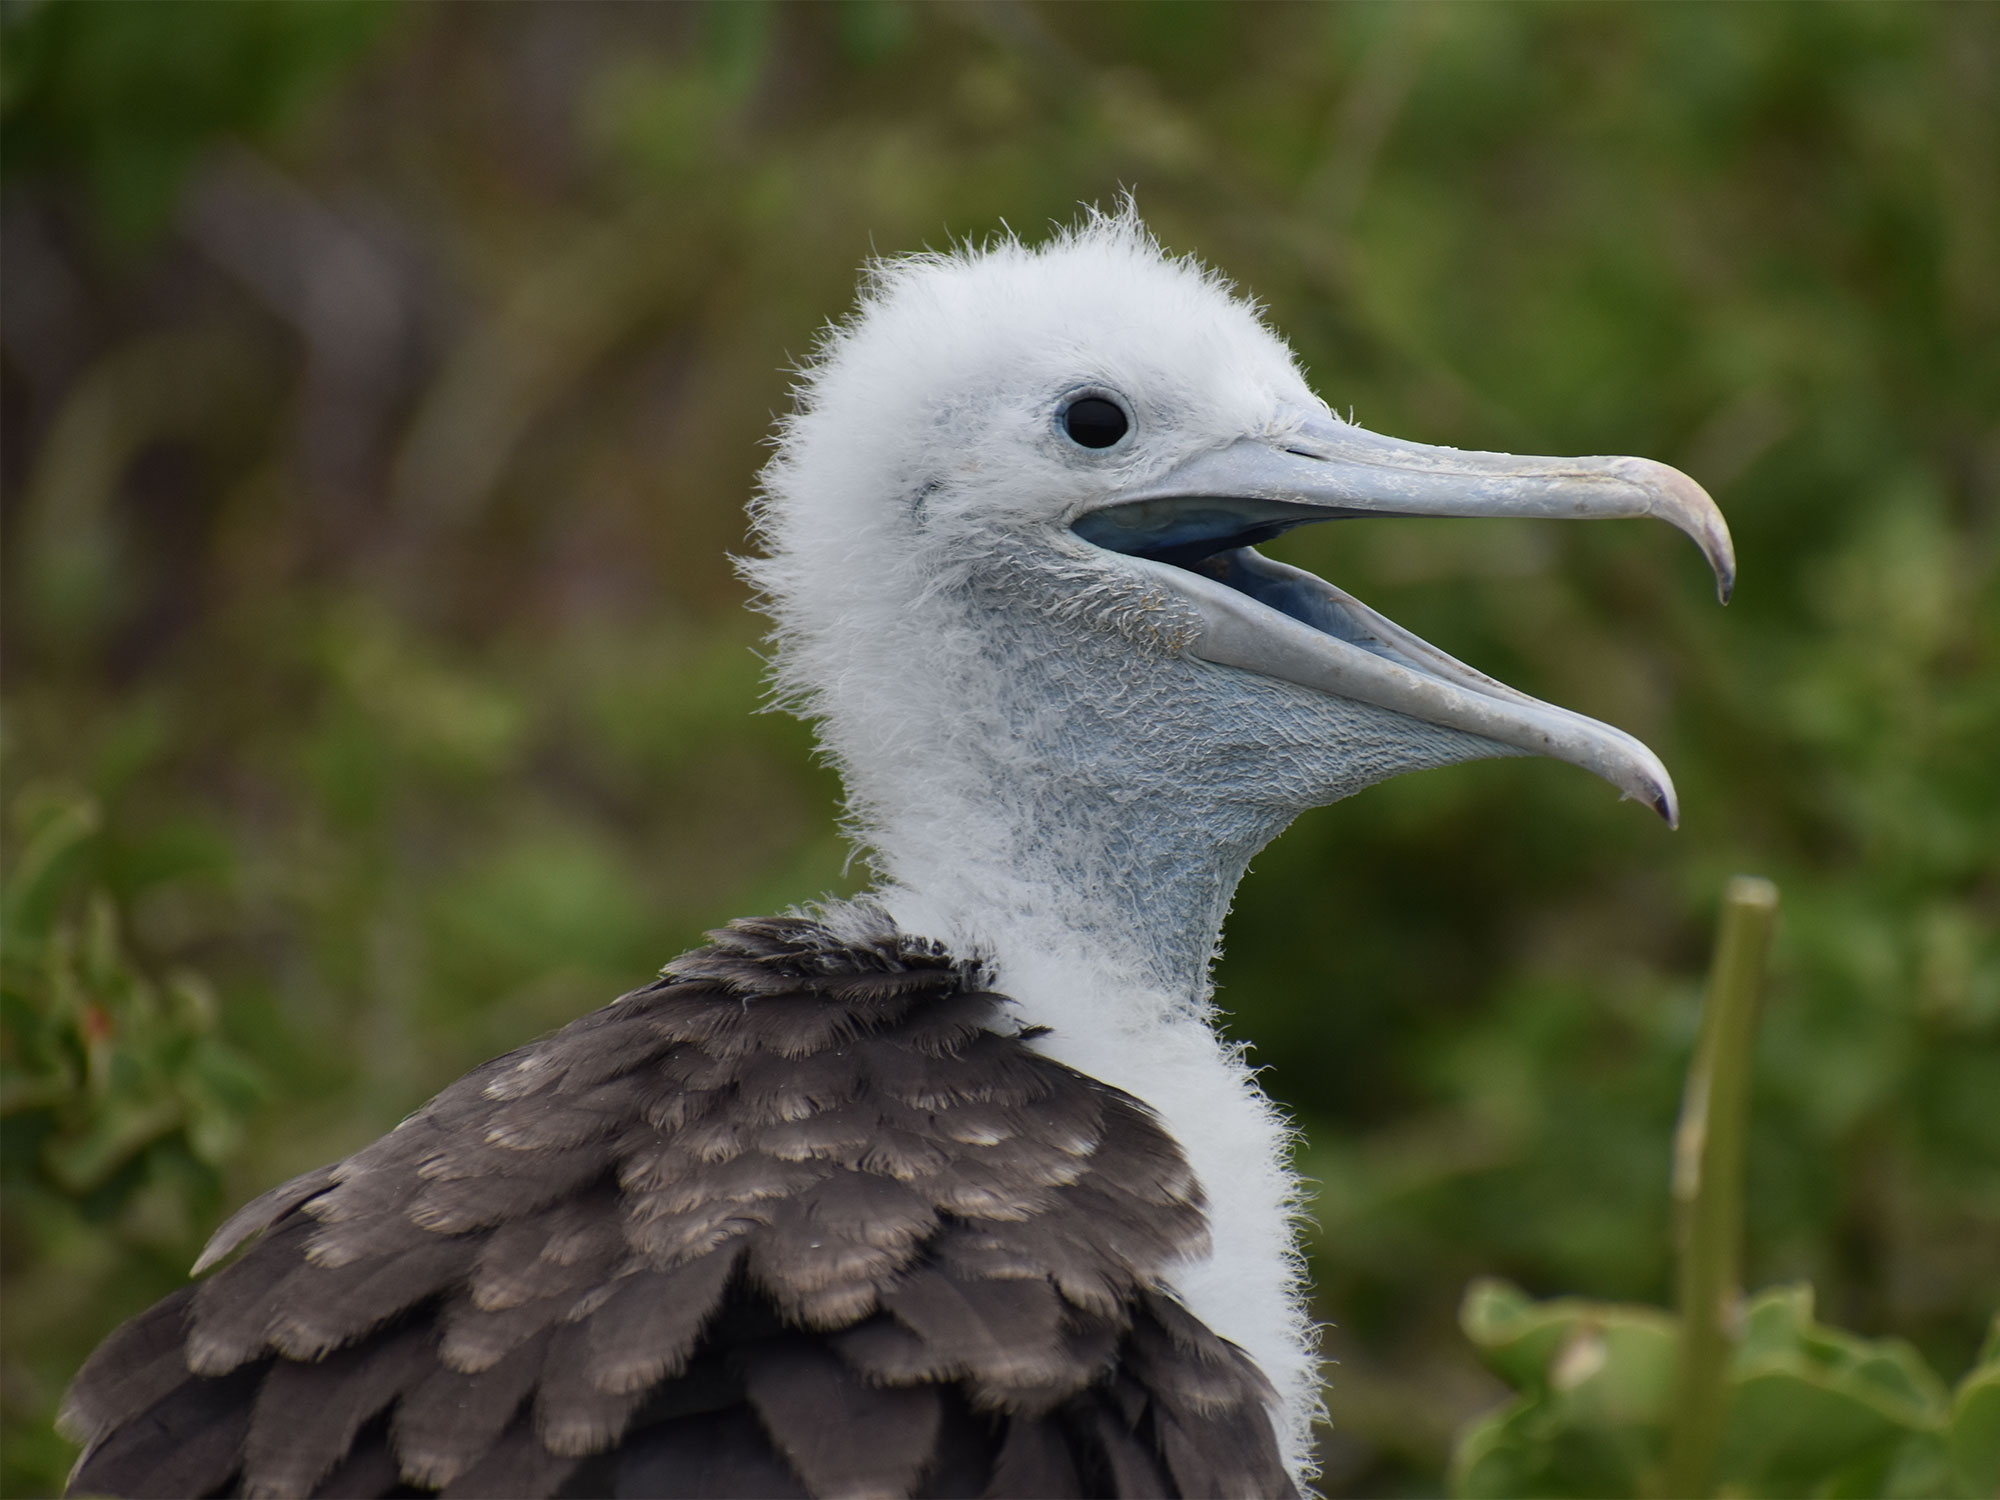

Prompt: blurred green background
[3,2,1995,1494]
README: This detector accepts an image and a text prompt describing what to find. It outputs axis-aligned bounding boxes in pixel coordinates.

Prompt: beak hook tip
[1711,539,1737,604]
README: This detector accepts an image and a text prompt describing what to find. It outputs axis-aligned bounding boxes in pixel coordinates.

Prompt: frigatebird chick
[61,208,1731,1499]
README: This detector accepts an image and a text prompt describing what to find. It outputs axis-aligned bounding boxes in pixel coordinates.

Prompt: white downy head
[748,205,1729,1003]
[745,205,1730,1479]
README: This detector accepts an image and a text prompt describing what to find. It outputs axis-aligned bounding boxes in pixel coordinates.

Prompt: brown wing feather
[305,1415,403,1499]
[68,1363,263,1499]
[64,913,1295,1499]
[741,1337,944,1498]
[239,1320,432,1498]
[390,1328,551,1490]
[985,1416,1086,1500]
[57,1286,199,1446]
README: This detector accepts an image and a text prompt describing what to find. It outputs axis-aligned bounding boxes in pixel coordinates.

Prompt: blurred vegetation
[1452,881,1997,1498]
[1457,1281,1999,1500]
[1,2,1994,1495]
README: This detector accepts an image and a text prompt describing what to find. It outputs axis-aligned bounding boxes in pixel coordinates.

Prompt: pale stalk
[1661,875,1779,1499]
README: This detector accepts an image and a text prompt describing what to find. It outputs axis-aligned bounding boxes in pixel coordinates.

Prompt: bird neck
[834,574,1318,1021]
[857,766,1323,1477]
[867,764,1292,1021]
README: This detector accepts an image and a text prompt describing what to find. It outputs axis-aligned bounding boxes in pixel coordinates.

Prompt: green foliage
[0,785,264,1490]
[1,0,391,245]
[2,3,1994,1494]
[1454,1281,1999,1500]
[1454,882,1993,1499]
[2,787,263,1203]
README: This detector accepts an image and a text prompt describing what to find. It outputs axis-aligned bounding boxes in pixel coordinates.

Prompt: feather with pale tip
[63,916,1291,1499]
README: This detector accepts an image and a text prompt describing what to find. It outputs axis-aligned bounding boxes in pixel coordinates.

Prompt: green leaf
[39,1095,184,1196]
[1948,1328,2000,1500]
[1451,1279,1975,1498]
[1461,1277,1566,1390]
[1702,1287,1947,1495]
[1720,1360,1916,1495]
[1453,1282,1677,1497]
[0,793,98,948]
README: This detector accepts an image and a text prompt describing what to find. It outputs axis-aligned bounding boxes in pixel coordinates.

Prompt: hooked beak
[1072,410,1734,825]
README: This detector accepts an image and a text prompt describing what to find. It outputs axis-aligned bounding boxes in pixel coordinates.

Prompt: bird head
[749,208,1730,941]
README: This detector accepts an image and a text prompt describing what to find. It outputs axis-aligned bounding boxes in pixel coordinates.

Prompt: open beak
[1072,410,1734,826]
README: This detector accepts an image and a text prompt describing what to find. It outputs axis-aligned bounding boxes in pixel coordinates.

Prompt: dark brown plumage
[61,915,1294,1499]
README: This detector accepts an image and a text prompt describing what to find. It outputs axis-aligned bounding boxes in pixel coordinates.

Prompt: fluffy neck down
[795,569,1483,1487]
[846,740,1324,1483]
[873,881,1323,1487]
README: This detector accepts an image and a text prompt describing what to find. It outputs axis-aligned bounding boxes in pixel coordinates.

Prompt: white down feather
[745,206,1499,1486]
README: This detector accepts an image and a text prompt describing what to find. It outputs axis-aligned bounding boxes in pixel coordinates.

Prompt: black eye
[1062,396,1129,449]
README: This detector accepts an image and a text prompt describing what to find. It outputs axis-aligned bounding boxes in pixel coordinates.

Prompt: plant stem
[1662,875,1779,1500]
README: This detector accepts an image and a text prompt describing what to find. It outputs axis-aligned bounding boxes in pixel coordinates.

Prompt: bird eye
[1061,395,1129,450]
